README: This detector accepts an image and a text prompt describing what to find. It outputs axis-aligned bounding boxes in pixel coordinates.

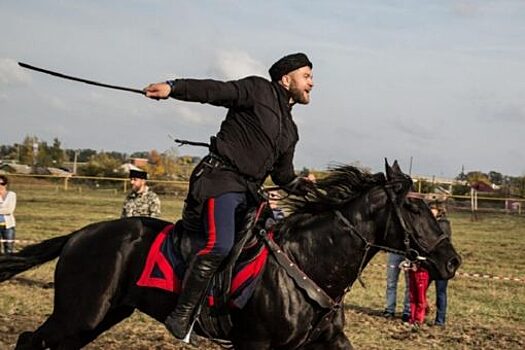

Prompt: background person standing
[0,175,17,255]
[121,169,161,218]
[268,190,285,221]
[383,252,411,322]
[407,259,430,330]
[430,202,452,326]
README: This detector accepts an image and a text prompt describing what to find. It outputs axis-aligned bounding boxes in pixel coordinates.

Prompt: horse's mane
[283,165,386,216]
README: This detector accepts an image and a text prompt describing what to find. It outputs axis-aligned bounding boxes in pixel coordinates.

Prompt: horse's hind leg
[15,316,63,350]
[16,306,134,350]
[68,306,135,348]
[14,331,35,350]
[16,255,133,349]
[15,314,85,350]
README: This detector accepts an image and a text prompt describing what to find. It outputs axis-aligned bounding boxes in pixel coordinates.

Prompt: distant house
[120,163,143,174]
[470,181,494,193]
[177,155,200,165]
[130,158,148,168]
[47,167,73,177]
[0,162,72,177]
[0,163,32,174]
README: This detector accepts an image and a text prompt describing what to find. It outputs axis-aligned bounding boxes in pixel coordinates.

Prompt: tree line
[1,136,524,197]
[0,136,197,180]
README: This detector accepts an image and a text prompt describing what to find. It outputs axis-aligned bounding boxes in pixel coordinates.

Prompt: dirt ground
[1,292,523,350]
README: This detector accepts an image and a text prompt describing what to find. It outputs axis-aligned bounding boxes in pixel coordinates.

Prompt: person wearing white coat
[0,175,17,254]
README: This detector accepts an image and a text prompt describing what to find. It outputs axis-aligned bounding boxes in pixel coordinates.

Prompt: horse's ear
[386,159,405,181]
[385,159,404,181]
[385,159,412,201]
[391,160,402,175]
[385,158,393,181]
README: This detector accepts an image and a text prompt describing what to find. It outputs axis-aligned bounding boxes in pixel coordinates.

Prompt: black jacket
[170,76,298,197]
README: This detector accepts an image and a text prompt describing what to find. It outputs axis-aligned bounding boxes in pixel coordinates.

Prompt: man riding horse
[143,52,317,339]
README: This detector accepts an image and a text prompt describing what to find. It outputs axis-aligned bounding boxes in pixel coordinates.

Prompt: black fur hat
[269,53,312,82]
[129,169,147,180]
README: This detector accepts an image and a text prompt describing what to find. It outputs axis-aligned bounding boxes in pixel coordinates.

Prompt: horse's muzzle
[447,255,462,276]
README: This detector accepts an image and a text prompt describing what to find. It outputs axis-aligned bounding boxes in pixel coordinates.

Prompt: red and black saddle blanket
[136,222,271,310]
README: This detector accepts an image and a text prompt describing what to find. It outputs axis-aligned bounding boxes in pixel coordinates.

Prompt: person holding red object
[407,259,430,329]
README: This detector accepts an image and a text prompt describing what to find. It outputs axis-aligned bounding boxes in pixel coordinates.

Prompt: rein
[334,210,405,288]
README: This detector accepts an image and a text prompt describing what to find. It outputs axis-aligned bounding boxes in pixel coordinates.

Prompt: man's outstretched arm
[143,78,260,109]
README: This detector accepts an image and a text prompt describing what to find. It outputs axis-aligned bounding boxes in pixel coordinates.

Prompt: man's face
[284,66,314,104]
[130,178,146,193]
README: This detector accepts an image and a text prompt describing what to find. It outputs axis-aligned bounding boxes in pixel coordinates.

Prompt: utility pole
[32,141,39,167]
[73,150,79,174]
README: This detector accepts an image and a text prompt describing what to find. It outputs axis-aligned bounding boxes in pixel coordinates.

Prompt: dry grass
[1,184,524,349]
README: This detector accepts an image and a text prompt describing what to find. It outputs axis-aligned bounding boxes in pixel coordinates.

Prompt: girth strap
[257,229,338,310]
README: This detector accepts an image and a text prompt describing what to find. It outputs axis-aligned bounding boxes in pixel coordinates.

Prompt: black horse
[0,161,461,349]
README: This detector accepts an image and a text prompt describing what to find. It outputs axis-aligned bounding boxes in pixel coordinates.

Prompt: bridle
[334,181,448,287]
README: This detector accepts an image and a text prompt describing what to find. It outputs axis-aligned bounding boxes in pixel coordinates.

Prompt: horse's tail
[0,233,74,282]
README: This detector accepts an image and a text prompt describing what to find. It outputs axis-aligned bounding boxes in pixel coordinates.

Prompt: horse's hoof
[15,331,33,350]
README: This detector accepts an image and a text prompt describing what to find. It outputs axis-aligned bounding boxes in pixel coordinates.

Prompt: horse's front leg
[302,306,354,350]
[232,340,272,350]
[301,331,354,350]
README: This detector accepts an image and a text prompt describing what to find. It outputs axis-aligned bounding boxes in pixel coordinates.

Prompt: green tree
[107,151,127,162]
[130,151,149,159]
[0,145,16,159]
[78,152,124,178]
[508,176,525,197]
[488,171,503,185]
[48,138,66,166]
[466,171,490,186]
[36,141,52,166]
[78,149,97,162]
[19,135,39,165]
[144,149,179,179]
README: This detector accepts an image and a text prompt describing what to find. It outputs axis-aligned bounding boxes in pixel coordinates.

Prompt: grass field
[1,185,524,349]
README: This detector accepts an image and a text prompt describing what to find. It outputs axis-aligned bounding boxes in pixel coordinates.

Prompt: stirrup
[182,317,197,343]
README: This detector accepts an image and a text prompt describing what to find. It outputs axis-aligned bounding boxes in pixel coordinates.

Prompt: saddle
[197,207,274,339]
[137,203,278,340]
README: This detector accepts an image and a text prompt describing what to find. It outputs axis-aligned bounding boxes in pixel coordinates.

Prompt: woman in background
[0,175,17,255]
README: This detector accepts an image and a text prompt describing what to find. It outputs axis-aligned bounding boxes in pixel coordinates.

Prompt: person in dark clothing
[430,202,452,326]
[143,52,315,339]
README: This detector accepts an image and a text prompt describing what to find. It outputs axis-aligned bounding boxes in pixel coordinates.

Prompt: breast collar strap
[257,228,343,348]
[258,229,339,309]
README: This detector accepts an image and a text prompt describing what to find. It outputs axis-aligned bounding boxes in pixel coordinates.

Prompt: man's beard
[289,84,310,105]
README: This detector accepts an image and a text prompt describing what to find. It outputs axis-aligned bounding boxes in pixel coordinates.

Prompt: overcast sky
[1,0,524,178]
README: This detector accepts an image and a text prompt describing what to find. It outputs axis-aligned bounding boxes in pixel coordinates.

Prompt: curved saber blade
[18,62,145,95]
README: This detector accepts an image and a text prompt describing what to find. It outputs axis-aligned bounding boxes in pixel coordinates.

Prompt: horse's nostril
[447,257,461,272]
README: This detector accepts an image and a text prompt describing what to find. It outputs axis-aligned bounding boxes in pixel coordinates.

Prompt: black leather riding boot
[165,254,223,339]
